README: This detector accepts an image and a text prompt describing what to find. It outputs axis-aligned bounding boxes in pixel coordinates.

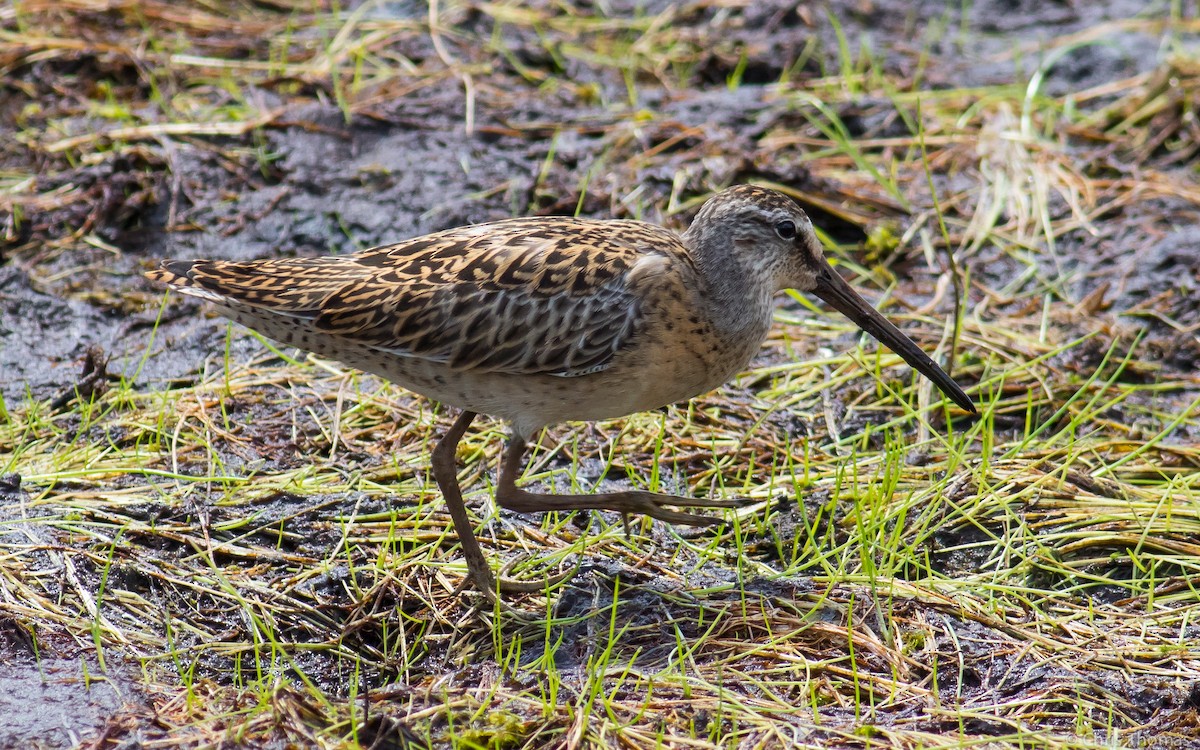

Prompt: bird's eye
[774,220,797,240]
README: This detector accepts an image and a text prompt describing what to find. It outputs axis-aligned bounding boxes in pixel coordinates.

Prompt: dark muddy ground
[0,619,144,749]
[2,0,1199,748]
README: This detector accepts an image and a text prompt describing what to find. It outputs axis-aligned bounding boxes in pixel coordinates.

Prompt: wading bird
[148,185,975,600]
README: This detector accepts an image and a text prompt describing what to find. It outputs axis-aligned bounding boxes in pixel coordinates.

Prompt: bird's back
[147,215,700,380]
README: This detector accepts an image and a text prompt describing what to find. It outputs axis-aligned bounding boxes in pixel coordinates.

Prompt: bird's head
[684,184,976,414]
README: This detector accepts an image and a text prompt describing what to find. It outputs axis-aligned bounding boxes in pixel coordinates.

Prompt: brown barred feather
[147,216,690,377]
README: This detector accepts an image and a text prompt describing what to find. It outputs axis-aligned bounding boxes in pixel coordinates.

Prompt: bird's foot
[495,486,743,527]
[495,555,581,593]
[450,554,578,620]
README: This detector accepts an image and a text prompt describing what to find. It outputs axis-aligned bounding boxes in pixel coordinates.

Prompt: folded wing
[148,217,684,378]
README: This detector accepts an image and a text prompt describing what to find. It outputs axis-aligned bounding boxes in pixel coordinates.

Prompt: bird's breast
[611,286,776,409]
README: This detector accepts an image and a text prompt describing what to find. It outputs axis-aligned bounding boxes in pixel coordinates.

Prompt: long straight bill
[812,268,976,413]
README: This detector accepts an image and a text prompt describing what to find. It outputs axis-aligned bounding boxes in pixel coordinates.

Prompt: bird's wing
[148,217,688,377]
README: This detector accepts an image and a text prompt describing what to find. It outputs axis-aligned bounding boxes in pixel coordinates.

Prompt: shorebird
[147,185,975,600]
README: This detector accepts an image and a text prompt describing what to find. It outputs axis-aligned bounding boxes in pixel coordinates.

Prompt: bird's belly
[302,343,721,438]
[363,351,732,439]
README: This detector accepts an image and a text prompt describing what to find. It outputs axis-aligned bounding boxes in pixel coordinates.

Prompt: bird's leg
[495,433,741,525]
[430,410,499,599]
[431,411,578,600]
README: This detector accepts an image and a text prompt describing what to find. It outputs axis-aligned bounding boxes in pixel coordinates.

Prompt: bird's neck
[684,232,778,344]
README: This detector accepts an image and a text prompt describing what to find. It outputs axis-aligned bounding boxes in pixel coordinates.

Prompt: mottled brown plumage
[158,217,662,379]
[148,184,976,600]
